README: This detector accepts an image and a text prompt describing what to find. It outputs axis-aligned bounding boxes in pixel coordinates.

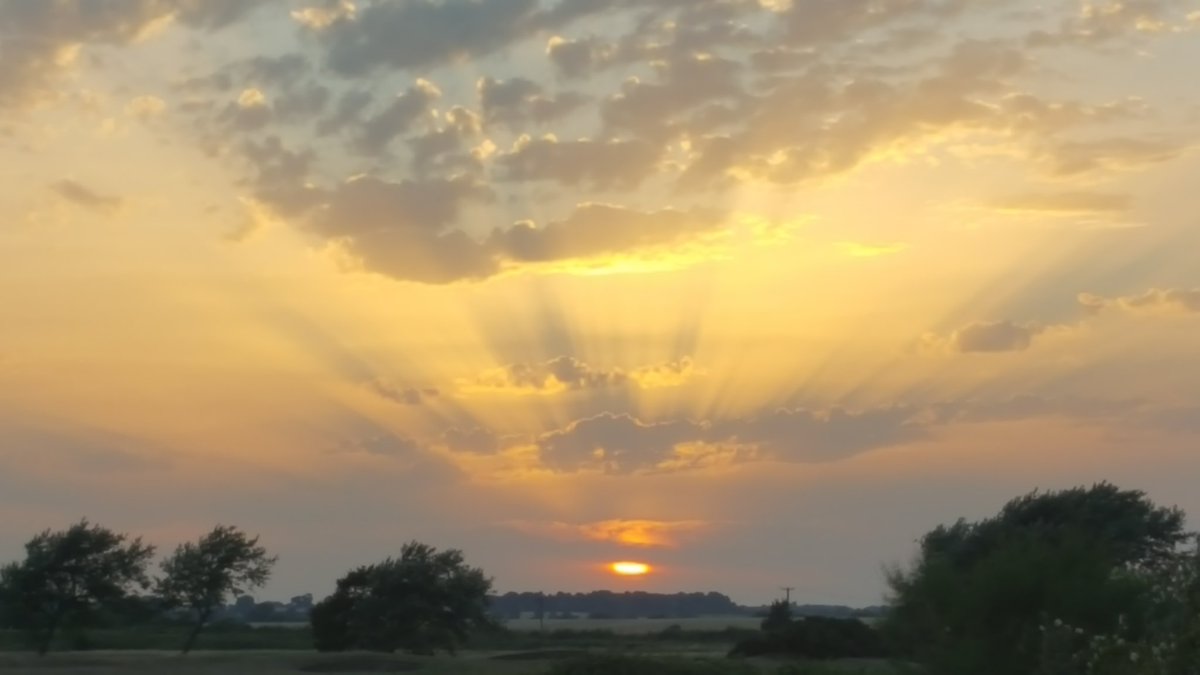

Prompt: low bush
[729,617,887,659]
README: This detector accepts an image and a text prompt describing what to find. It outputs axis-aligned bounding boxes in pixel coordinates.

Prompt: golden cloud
[505,518,713,548]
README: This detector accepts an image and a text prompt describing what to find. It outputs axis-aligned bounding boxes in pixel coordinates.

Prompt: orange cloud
[505,519,712,548]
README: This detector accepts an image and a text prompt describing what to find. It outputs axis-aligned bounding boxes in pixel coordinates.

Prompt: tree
[761,599,793,634]
[882,483,1192,675]
[311,541,493,654]
[156,525,276,654]
[0,520,155,655]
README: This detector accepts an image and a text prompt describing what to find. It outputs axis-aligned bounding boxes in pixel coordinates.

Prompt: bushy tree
[1033,537,1200,675]
[761,599,793,634]
[156,525,276,654]
[311,541,493,654]
[0,520,155,655]
[882,483,1191,675]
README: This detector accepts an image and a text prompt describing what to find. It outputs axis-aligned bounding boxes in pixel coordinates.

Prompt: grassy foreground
[0,651,903,675]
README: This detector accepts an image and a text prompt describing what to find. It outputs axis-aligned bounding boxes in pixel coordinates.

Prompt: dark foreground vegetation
[1,482,1197,675]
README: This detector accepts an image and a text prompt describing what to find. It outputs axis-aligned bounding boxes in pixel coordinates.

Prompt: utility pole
[780,586,794,605]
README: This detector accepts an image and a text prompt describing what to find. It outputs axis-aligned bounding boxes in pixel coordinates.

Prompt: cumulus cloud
[238,131,733,281]
[477,76,587,129]
[947,321,1047,353]
[50,180,122,214]
[354,79,441,154]
[602,53,744,140]
[488,204,727,266]
[304,0,620,77]
[0,0,266,108]
[495,135,663,189]
[407,107,486,175]
[1027,0,1196,47]
[504,519,713,548]
[922,320,1063,354]
[118,0,1198,289]
[546,35,618,79]
[1079,288,1200,314]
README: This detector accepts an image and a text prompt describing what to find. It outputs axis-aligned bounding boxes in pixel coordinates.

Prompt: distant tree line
[490,590,742,619]
[489,590,882,621]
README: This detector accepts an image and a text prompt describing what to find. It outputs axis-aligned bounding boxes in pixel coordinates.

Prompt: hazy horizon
[2,0,1199,610]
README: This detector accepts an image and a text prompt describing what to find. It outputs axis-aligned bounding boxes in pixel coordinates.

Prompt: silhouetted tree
[156,525,276,654]
[0,520,155,655]
[311,541,493,654]
[761,599,793,634]
[882,483,1191,675]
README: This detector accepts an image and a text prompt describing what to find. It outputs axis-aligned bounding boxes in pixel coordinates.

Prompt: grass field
[503,616,764,633]
[0,650,903,675]
[0,617,905,674]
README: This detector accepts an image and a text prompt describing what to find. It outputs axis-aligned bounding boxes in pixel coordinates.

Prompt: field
[0,650,903,675]
[0,617,905,674]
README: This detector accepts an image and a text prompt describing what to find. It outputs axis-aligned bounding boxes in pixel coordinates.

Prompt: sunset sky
[2,0,1199,607]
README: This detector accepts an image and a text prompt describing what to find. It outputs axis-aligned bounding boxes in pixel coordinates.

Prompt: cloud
[601,53,744,140]
[1038,137,1184,175]
[775,0,983,47]
[461,356,699,394]
[495,135,663,189]
[305,0,610,77]
[504,519,713,548]
[987,191,1133,215]
[50,180,122,214]
[335,433,422,458]
[125,95,167,119]
[240,135,733,281]
[946,321,1047,353]
[679,39,1034,187]
[922,320,1059,354]
[0,416,170,479]
[291,1,356,30]
[367,380,439,406]
[1079,288,1200,315]
[477,76,587,129]
[354,79,441,154]
[535,406,924,473]
[546,36,619,79]
[407,107,486,175]
[1027,0,1195,47]
[0,0,266,108]
[440,426,504,455]
[488,204,727,266]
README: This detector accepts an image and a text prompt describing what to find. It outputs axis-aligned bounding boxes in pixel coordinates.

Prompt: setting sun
[610,562,652,577]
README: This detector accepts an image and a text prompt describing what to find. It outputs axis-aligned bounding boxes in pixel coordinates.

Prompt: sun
[610,561,651,576]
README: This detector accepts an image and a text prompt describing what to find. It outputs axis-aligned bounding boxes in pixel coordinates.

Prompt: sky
[1,0,1199,608]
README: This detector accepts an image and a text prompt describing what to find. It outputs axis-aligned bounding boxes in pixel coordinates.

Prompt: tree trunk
[180,609,211,655]
[37,612,62,656]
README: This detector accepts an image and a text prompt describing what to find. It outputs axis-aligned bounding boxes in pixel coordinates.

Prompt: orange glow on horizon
[610,561,651,576]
